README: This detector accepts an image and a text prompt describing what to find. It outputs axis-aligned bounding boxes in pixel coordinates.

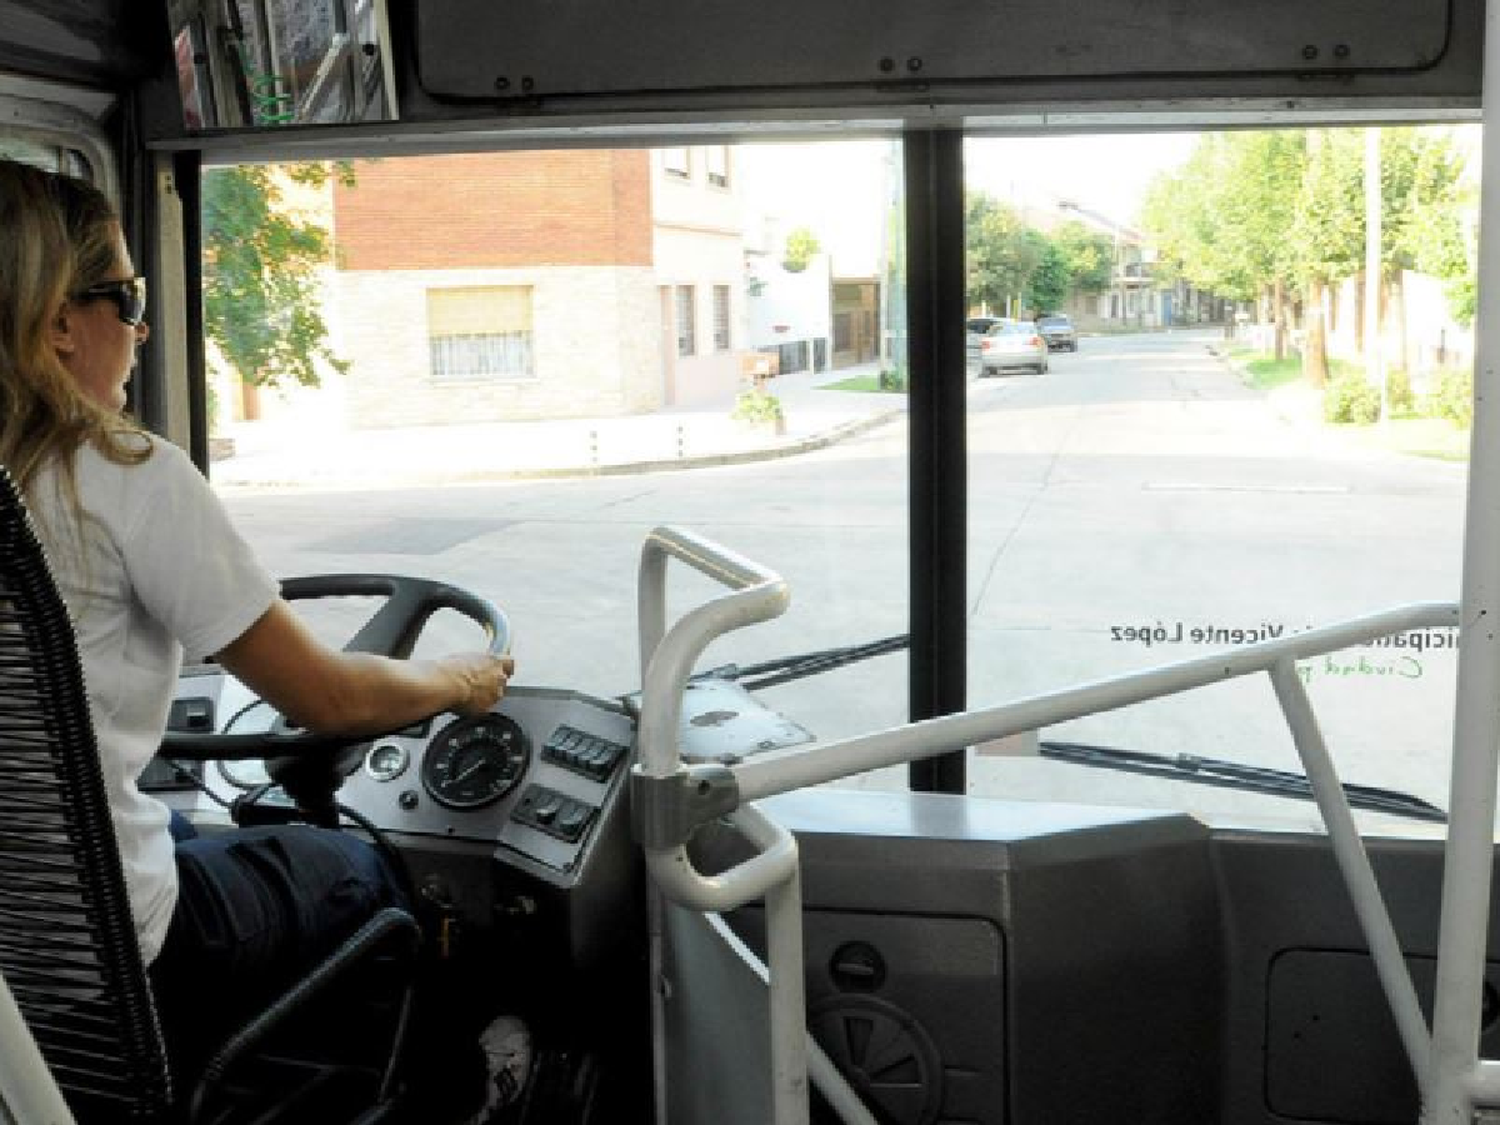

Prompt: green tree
[966,192,1042,313]
[1383,128,1474,324]
[782,227,821,272]
[202,162,351,390]
[1142,132,1305,355]
[1029,239,1070,313]
[1144,128,1473,320]
[1289,129,1362,382]
[1052,221,1114,294]
[1290,128,1472,382]
[1289,130,1363,283]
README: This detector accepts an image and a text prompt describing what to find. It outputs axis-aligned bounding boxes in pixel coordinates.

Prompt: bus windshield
[202,128,1474,834]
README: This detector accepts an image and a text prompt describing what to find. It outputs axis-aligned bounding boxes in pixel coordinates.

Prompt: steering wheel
[160,574,510,818]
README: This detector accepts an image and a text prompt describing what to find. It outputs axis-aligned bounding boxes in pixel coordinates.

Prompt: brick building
[329,146,745,428]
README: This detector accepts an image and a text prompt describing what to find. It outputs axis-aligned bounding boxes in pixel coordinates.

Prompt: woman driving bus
[0,158,514,1069]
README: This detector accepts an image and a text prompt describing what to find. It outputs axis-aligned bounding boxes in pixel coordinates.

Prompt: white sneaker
[468,1014,533,1123]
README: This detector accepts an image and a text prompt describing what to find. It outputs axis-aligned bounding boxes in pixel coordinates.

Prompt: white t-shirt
[30,434,279,964]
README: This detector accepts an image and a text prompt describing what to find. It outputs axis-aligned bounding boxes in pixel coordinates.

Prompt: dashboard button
[514,784,596,841]
[543,725,629,780]
[555,801,593,840]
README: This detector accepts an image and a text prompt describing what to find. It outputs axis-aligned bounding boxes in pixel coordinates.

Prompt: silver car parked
[979,319,1049,376]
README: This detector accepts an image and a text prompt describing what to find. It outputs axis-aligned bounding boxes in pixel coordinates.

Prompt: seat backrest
[0,466,173,1122]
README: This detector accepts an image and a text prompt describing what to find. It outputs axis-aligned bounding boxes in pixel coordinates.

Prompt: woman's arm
[214,599,513,737]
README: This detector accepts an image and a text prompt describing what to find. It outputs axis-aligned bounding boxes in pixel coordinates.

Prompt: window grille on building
[427,286,534,380]
[675,286,696,356]
[713,285,731,351]
[775,341,810,375]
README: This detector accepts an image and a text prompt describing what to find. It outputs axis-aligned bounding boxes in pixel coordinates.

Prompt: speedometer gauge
[422,714,531,810]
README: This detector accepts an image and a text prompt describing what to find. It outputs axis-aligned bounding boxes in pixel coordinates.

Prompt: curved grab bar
[636,526,789,782]
[633,526,793,915]
[645,804,800,913]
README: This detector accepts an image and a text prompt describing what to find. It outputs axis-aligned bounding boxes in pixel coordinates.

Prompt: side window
[675,285,696,356]
[0,138,82,174]
[662,147,691,180]
[0,133,106,203]
[426,286,535,381]
[713,285,731,351]
[705,146,730,188]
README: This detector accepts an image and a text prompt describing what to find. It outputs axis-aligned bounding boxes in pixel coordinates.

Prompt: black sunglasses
[73,276,148,327]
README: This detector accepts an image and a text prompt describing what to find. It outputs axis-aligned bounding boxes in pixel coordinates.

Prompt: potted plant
[731,387,786,435]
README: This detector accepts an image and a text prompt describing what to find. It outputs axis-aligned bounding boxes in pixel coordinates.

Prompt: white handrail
[634,526,808,1124]
[731,602,1458,802]
[636,525,789,782]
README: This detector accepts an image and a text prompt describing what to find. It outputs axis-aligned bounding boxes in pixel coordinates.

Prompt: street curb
[214,405,908,491]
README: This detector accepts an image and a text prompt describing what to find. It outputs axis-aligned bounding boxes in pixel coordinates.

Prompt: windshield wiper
[678,633,1446,825]
[1038,740,1448,824]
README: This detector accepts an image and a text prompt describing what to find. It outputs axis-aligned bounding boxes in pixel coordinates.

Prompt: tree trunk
[239,379,262,422]
[1301,279,1329,387]
[1389,271,1406,378]
[1273,277,1287,361]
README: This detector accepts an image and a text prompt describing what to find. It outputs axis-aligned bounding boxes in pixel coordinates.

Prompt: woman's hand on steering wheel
[444,652,515,716]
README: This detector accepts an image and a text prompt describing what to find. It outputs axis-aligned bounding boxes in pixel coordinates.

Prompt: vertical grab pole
[736,804,811,1125]
[1424,2,1500,1115]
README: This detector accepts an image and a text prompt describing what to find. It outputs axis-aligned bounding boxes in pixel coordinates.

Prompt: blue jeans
[150,825,409,1071]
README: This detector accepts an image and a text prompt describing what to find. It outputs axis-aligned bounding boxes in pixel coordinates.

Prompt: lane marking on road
[1144,482,1350,494]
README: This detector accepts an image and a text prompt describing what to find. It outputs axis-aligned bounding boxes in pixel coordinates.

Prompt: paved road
[221,330,1469,829]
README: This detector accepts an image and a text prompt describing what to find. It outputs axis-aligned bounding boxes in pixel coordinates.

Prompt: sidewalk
[210,362,906,490]
[1207,342,1471,463]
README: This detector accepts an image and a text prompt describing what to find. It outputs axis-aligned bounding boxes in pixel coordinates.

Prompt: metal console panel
[660,905,776,1125]
[709,788,1218,1125]
[164,681,636,886]
[338,686,636,879]
[1212,831,1500,1125]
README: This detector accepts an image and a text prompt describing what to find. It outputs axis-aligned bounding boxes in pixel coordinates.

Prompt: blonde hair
[0,160,149,500]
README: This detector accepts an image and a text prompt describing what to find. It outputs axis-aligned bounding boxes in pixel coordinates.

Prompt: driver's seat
[0,465,421,1124]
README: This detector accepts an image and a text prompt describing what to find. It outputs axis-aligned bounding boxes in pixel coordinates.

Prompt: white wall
[747,251,832,347]
[651,148,749,406]
[1325,269,1472,392]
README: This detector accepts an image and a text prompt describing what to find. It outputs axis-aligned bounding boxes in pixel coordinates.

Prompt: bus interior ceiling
[1,2,1498,1125]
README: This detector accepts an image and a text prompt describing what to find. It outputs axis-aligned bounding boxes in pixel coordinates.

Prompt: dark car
[1036,313,1078,352]
[966,316,1001,355]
